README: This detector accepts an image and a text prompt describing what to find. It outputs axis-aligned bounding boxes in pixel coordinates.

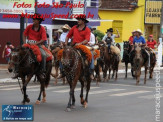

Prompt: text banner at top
[0,0,35,14]
[145,1,162,24]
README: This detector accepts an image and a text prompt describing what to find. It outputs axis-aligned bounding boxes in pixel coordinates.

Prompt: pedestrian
[2,42,14,64]
[44,26,50,49]
[146,35,157,49]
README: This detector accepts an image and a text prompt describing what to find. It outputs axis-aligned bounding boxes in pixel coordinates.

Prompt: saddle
[23,44,52,62]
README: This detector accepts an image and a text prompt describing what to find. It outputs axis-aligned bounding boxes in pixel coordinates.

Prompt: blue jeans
[108,44,111,52]
[90,51,94,70]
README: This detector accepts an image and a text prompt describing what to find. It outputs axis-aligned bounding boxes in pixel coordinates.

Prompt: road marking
[0,85,40,91]
[0,84,19,88]
[138,94,163,99]
[109,83,163,90]
[89,89,125,95]
[52,87,99,93]
[109,91,151,96]
[28,85,69,91]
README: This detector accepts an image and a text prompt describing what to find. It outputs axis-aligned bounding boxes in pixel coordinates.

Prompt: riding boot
[89,69,94,80]
[57,70,65,79]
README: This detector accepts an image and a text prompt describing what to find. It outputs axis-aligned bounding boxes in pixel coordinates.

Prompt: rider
[57,15,92,79]
[129,30,136,45]
[146,35,157,49]
[102,28,120,45]
[132,29,150,68]
[102,32,112,53]
[21,13,47,78]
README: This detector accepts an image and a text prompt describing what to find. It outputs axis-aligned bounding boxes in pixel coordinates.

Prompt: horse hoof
[65,108,71,112]
[35,100,40,105]
[25,98,30,103]
[22,100,25,105]
[71,105,76,109]
[42,98,46,103]
[83,102,87,108]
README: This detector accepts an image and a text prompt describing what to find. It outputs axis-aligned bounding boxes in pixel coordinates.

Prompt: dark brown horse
[122,41,135,78]
[8,47,52,104]
[61,46,91,111]
[132,44,156,85]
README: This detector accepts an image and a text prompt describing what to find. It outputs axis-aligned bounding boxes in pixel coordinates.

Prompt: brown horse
[8,47,52,104]
[132,44,156,85]
[61,46,91,111]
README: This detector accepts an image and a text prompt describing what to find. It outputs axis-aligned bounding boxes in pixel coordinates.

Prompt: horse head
[61,46,75,68]
[8,46,29,73]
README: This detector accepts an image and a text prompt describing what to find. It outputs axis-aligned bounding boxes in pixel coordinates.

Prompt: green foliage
[93,30,105,42]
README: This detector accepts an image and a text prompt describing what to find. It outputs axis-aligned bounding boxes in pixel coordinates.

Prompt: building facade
[0,0,99,64]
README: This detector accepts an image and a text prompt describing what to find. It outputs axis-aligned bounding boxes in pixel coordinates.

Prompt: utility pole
[158,0,163,66]
[160,0,163,38]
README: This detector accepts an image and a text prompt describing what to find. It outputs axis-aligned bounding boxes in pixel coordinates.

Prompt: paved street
[0,68,163,122]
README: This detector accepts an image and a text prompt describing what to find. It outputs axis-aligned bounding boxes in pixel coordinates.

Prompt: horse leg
[84,78,91,108]
[62,77,66,85]
[108,68,111,81]
[66,83,72,111]
[22,75,33,104]
[144,67,147,84]
[125,62,128,78]
[149,66,153,79]
[54,66,59,85]
[112,69,115,79]
[35,81,45,104]
[79,78,84,105]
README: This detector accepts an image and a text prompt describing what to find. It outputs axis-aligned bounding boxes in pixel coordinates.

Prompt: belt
[27,40,37,44]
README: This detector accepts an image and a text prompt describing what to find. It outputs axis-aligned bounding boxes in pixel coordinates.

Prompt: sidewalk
[0,64,8,70]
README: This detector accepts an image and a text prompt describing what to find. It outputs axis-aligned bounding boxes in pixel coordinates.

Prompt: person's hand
[75,43,82,46]
[116,28,119,32]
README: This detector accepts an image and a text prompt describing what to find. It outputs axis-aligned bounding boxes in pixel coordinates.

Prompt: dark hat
[106,28,113,33]
[32,13,44,22]
[76,14,89,23]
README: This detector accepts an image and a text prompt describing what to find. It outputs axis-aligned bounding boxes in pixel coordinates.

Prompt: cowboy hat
[76,14,89,23]
[56,29,63,33]
[32,13,44,22]
[62,24,71,30]
[106,28,113,33]
[149,35,153,37]
[135,29,142,35]
[132,30,136,33]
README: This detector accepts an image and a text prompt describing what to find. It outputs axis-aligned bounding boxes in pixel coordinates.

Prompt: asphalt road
[0,69,162,122]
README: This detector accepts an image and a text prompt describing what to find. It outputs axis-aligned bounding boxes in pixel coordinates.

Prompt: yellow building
[97,0,146,43]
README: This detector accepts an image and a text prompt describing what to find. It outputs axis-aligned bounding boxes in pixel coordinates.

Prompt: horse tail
[45,61,52,88]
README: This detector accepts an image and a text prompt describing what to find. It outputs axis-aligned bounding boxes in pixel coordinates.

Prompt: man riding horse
[57,15,95,79]
[13,13,47,79]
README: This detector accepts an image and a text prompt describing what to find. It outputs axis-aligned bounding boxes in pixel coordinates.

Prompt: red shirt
[67,25,90,44]
[24,24,47,42]
[146,40,157,49]
[129,36,134,44]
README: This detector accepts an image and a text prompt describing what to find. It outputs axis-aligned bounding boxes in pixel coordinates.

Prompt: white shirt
[88,33,95,46]
[102,34,116,43]
[60,32,71,42]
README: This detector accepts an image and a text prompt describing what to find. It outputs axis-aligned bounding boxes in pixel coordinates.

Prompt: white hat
[62,24,71,30]
[132,30,136,33]
[135,29,142,35]
[56,29,63,33]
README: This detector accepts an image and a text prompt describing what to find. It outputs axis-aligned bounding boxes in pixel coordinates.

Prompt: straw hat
[135,29,142,35]
[56,29,63,33]
[62,24,71,30]
[132,30,136,33]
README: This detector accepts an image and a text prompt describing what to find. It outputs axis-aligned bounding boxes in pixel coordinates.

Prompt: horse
[122,41,135,78]
[50,44,66,85]
[132,44,156,85]
[110,44,121,80]
[8,46,52,104]
[60,46,91,111]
